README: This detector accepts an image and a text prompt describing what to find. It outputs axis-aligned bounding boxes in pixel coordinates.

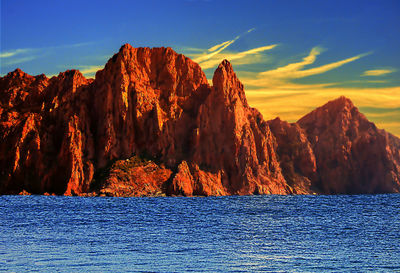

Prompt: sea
[0,194,399,272]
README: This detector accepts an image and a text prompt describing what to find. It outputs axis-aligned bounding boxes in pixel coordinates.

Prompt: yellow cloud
[240,48,370,92]
[291,52,370,78]
[0,48,32,58]
[247,28,256,33]
[77,65,104,78]
[188,28,274,70]
[259,47,322,77]
[193,37,239,63]
[259,48,369,79]
[207,40,234,52]
[198,44,277,70]
[362,69,396,76]
[2,56,37,66]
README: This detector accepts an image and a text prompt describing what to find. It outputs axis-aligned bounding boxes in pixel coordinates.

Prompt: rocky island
[1,44,399,196]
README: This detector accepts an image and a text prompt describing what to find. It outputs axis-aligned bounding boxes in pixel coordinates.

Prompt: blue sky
[1,0,399,135]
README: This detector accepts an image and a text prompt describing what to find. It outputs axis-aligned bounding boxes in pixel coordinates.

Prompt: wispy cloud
[198,44,278,69]
[259,47,322,77]
[241,48,370,89]
[193,36,240,63]
[0,48,33,58]
[0,42,93,68]
[2,56,38,66]
[259,48,370,79]
[77,65,104,78]
[183,28,277,70]
[66,42,94,48]
[362,68,396,76]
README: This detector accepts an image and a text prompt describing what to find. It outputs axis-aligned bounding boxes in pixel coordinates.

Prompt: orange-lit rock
[94,156,172,197]
[268,117,316,194]
[168,161,195,196]
[297,96,400,193]
[193,60,290,195]
[1,45,399,196]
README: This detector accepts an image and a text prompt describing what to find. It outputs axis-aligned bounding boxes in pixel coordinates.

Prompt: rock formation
[1,44,399,196]
[268,97,400,194]
[297,97,400,193]
[268,118,317,194]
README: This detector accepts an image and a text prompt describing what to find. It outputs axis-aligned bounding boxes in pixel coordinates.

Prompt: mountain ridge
[1,44,399,196]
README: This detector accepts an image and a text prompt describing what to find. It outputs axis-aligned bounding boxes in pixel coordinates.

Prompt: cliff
[269,97,400,194]
[1,45,399,196]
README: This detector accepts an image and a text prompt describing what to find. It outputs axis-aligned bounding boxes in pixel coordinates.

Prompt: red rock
[168,161,195,196]
[94,156,172,197]
[193,60,290,195]
[18,189,31,195]
[268,117,316,194]
[297,96,400,193]
[1,46,399,196]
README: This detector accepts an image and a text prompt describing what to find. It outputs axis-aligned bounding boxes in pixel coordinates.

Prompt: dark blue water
[0,195,399,272]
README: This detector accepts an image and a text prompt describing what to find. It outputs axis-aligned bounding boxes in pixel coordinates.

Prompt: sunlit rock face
[1,45,399,196]
[297,97,400,194]
[268,117,317,194]
[268,96,400,194]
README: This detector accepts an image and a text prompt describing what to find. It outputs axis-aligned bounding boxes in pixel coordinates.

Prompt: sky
[1,0,400,136]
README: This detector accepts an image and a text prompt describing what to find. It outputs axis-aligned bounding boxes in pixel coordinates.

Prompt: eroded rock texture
[1,45,399,196]
[297,97,400,194]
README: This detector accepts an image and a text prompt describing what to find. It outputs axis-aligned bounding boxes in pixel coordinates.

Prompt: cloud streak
[198,44,278,69]
[185,28,277,70]
[77,65,104,78]
[259,48,370,79]
[2,56,38,66]
[0,48,33,58]
[193,36,240,63]
[241,48,370,89]
[0,42,93,68]
[362,68,396,76]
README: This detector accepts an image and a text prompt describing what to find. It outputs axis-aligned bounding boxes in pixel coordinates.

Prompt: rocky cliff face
[0,45,290,196]
[297,97,400,193]
[268,97,400,194]
[268,118,316,194]
[1,45,399,196]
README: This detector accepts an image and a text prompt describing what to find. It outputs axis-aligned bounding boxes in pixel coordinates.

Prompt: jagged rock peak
[57,69,84,77]
[53,69,91,91]
[10,68,26,75]
[97,43,209,100]
[302,96,355,116]
[5,68,33,79]
[213,59,236,85]
[119,43,134,52]
[320,96,355,112]
[55,69,87,82]
[3,69,48,82]
[212,59,247,106]
[112,43,185,65]
[297,96,366,128]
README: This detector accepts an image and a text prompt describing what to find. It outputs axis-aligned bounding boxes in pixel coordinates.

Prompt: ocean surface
[0,195,399,272]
